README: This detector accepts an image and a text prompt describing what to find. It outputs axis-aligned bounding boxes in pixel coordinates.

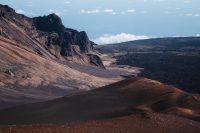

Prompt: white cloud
[103,9,113,13]
[103,9,117,15]
[185,13,200,17]
[16,9,25,14]
[194,14,200,17]
[111,12,117,15]
[196,34,200,37]
[175,8,180,10]
[64,1,71,4]
[127,9,136,13]
[81,9,100,14]
[49,9,61,16]
[81,9,116,15]
[93,33,149,44]
[80,8,139,15]
[16,9,36,16]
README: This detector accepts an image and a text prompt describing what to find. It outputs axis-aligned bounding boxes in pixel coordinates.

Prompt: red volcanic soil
[0,77,200,133]
[0,77,200,125]
[0,113,200,133]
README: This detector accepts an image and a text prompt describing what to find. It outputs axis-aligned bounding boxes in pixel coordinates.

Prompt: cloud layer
[49,9,61,16]
[80,8,136,15]
[16,9,25,14]
[93,33,149,44]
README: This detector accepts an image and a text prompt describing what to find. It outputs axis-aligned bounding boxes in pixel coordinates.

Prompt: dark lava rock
[33,13,94,58]
[88,54,105,68]
[33,13,63,33]
[0,4,104,67]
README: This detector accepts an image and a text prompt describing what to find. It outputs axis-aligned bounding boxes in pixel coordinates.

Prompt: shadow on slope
[0,77,199,125]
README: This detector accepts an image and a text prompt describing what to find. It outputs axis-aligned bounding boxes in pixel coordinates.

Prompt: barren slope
[0,4,130,109]
[1,113,200,133]
[0,37,117,108]
[0,77,199,125]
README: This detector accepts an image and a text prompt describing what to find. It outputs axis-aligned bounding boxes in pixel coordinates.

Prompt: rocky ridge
[0,4,103,67]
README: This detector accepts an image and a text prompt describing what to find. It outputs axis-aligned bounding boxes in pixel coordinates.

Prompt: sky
[1,0,200,44]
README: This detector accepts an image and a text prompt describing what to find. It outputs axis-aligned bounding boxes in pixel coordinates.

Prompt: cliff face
[0,4,103,67]
[32,14,93,55]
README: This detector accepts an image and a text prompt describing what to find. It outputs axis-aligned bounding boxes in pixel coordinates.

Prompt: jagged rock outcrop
[0,4,104,67]
[32,14,93,56]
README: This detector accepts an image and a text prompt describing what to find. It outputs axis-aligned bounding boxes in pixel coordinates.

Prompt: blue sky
[1,0,200,44]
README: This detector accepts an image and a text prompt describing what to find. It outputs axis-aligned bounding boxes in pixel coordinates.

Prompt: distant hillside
[97,37,200,54]
[97,37,200,93]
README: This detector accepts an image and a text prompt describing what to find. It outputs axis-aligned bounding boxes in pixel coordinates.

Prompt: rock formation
[0,4,104,67]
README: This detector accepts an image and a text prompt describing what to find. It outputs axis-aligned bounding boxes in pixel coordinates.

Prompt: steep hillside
[0,77,199,125]
[0,4,124,109]
[0,37,116,109]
